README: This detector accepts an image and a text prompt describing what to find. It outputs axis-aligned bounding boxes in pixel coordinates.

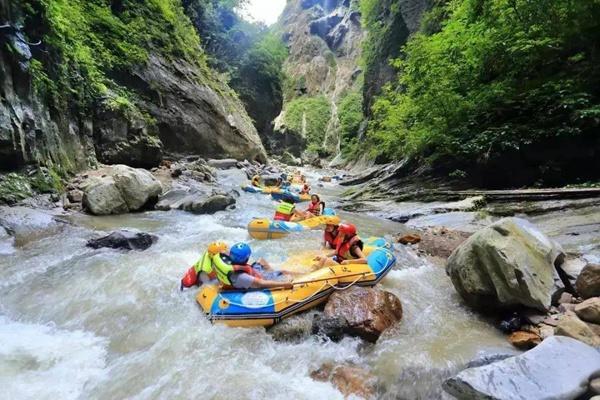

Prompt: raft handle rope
[211,271,375,313]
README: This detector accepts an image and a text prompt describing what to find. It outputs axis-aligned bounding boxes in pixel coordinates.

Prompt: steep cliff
[273,0,365,157]
[0,0,266,179]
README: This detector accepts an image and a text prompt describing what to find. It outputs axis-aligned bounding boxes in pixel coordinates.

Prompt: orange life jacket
[324,228,338,248]
[307,201,323,216]
[336,236,363,261]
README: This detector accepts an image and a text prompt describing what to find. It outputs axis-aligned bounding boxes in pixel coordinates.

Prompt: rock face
[443,336,600,400]
[87,230,158,251]
[446,218,565,312]
[576,263,600,299]
[0,2,266,176]
[80,165,162,215]
[274,0,365,155]
[310,362,377,399]
[322,286,403,342]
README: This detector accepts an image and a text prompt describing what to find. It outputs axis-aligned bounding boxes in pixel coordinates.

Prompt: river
[0,168,513,400]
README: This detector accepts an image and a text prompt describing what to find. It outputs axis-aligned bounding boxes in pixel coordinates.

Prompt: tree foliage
[365,0,600,178]
[284,96,332,154]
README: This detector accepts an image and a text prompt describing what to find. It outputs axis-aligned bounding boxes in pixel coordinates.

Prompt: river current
[0,168,512,399]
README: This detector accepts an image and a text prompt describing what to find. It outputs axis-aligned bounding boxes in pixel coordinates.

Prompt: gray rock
[80,165,162,215]
[446,218,565,312]
[0,225,15,255]
[87,230,158,251]
[156,188,235,215]
[268,311,319,342]
[443,336,600,400]
[185,194,235,214]
[590,377,600,395]
[207,158,238,170]
[0,206,65,245]
[312,314,348,342]
[576,263,600,299]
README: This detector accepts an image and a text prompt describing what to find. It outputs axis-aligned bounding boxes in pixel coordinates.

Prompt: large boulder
[155,189,235,215]
[86,230,158,251]
[446,218,565,312]
[555,312,600,347]
[576,263,600,299]
[443,336,600,400]
[81,165,162,215]
[322,286,403,342]
[207,158,238,170]
[0,206,65,245]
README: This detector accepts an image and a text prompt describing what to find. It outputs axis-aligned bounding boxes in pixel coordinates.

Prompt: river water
[0,168,513,400]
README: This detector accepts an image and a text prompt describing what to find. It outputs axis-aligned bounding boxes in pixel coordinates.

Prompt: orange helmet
[207,241,228,255]
[338,223,357,236]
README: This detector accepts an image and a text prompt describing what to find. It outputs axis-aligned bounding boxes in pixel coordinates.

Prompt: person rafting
[251,175,261,187]
[299,183,311,195]
[214,243,293,290]
[313,223,367,268]
[321,212,339,249]
[274,196,304,221]
[180,241,229,289]
[304,194,325,218]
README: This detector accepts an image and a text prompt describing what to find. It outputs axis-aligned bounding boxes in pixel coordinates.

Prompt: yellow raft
[247,214,340,240]
[195,244,396,328]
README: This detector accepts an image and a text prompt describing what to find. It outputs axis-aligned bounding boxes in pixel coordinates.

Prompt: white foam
[0,316,108,400]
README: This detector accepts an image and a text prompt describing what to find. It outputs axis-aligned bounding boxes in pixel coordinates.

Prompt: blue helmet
[230,242,251,264]
[322,208,336,216]
[281,173,288,180]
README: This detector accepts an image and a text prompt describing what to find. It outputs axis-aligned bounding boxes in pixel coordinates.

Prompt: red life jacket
[336,236,363,261]
[324,228,338,248]
[307,201,323,216]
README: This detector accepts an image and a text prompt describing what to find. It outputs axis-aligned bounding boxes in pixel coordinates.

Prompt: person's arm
[251,279,293,290]
[341,246,367,264]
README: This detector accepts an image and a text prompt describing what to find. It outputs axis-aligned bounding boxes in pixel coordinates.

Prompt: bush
[284,96,331,152]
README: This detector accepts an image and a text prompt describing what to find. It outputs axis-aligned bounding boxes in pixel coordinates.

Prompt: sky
[242,0,287,26]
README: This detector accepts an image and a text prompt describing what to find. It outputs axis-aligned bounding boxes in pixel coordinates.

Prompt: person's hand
[284,282,294,290]
[341,260,350,265]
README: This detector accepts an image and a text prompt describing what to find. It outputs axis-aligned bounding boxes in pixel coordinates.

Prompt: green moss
[338,91,363,157]
[0,174,34,205]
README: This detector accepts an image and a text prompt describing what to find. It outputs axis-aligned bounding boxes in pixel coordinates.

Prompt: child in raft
[302,194,325,218]
[313,223,368,268]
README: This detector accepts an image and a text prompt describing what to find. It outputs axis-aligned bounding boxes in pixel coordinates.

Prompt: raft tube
[241,185,279,194]
[196,247,397,327]
[247,211,340,240]
[270,189,311,203]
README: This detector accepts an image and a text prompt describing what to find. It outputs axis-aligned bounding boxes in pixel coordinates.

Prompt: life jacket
[274,202,295,221]
[307,201,323,216]
[181,251,215,288]
[300,184,310,194]
[211,253,263,287]
[335,236,363,261]
[323,227,338,248]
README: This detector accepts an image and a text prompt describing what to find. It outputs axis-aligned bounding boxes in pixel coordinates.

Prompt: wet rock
[87,230,158,251]
[576,263,600,299]
[280,151,301,166]
[67,189,84,203]
[443,336,600,400]
[156,189,235,215]
[446,218,565,312]
[323,286,403,343]
[559,303,577,313]
[0,206,65,245]
[554,312,600,347]
[207,158,238,170]
[397,233,421,245]
[311,314,348,342]
[414,227,471,259]
[508,331,541,350]
[268,311,319,342]
[522,309,547,325]
[310,363,377,400]
[80,165,162,215]
[558,292,574,304]
[465,353,516,369]
[575,297,600,324]
[590,377,600,395]
[0,225,15,255]
[498,312,523,333]
[319,176,332,182]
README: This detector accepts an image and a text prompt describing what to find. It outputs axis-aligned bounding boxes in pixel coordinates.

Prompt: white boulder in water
[443,336,600,400]
[80,165,162,215]
[446,217,565,312]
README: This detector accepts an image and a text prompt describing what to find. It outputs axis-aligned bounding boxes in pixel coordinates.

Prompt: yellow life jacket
[193,252,213,274]
[212,253,234,285]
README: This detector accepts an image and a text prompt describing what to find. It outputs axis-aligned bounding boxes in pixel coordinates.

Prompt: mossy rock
[0,173,33,205]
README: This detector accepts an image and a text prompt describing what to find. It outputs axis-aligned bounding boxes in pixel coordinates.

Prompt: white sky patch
[242,0,286,25]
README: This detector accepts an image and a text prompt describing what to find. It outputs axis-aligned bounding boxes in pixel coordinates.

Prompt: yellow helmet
[322,216,340,226]
[207,241,228,255]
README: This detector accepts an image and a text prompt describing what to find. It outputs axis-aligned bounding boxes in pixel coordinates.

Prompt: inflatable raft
[247,213,340,240]
[196,247,396,327]
[241,185,279,194]
[270,189,311,203]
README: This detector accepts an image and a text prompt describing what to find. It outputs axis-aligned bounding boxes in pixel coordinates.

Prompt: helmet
[338,223,357,236]
[207,241,228,255]
[230,242,251,264]
[322,208,336,216]
[322,215,340,226]
[280,173,288,180]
